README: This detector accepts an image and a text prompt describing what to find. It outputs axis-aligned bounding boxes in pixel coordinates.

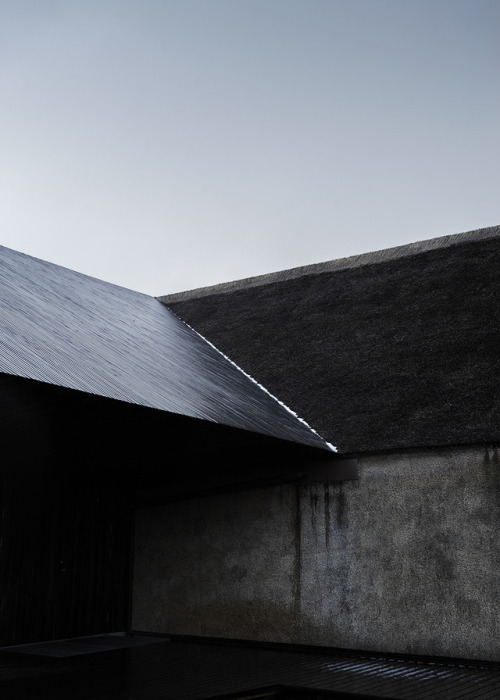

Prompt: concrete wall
[132,445,500,661]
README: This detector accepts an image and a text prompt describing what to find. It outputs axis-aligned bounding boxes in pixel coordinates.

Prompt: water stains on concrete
[133,445,500,662]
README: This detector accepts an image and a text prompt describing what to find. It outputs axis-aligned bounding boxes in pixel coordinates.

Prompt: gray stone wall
[132,445,500,661]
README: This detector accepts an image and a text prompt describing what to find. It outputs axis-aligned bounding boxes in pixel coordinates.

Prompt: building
[151,224,500,662]
[0,242,337,648]
[0,225,499,699]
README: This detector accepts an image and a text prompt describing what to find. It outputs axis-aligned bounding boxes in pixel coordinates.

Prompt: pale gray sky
[1,0,499,295]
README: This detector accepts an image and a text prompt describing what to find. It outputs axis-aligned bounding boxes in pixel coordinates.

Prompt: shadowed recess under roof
[0,246,332,451]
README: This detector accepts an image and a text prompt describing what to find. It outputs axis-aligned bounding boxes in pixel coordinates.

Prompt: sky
[1,0,499,296]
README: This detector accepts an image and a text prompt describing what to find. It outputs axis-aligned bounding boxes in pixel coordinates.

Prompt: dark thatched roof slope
[160,226,500,454]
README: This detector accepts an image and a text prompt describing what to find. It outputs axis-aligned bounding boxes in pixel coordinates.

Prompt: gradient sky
[1,0,499,295]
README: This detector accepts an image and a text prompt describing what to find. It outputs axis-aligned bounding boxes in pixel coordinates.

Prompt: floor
[0,633,167,658]
[1,635,499,700]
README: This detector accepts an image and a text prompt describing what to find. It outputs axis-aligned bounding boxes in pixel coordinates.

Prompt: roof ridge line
[158,224,500,303]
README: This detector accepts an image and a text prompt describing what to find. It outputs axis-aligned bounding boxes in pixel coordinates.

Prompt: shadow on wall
[132,446,500,662]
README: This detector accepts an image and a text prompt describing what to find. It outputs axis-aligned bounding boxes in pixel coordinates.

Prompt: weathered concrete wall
[132,445,500,661]
[132,485,299,640]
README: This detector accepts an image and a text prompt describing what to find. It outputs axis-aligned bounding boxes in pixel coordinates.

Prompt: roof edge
[158,224,500,303]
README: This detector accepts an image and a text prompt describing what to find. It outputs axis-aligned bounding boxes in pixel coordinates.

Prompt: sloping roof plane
[0,246,333,451]
[161,225,500,453]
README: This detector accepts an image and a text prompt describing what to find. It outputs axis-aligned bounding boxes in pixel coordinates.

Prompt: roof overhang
[0,246,335,453]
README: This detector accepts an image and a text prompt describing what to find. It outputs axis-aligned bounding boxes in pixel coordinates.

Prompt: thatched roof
[160,226,500,454]
[0,245,332,450]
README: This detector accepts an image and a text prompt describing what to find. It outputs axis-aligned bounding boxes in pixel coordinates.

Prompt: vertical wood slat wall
[0,463,132,647]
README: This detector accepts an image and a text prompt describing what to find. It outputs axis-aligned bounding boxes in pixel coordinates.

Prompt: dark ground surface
[1,635,499,700]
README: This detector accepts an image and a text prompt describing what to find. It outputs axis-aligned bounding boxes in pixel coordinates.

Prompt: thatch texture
[161,227,500,453]
[0,245,331,450]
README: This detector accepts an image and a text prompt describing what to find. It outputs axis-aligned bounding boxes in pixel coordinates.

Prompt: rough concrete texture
[132,445,500,661]
[132,485,298,641]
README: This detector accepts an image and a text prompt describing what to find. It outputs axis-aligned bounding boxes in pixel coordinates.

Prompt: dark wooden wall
[0,373,332,647]
[0,375,132,646]
[0,467,132,646]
